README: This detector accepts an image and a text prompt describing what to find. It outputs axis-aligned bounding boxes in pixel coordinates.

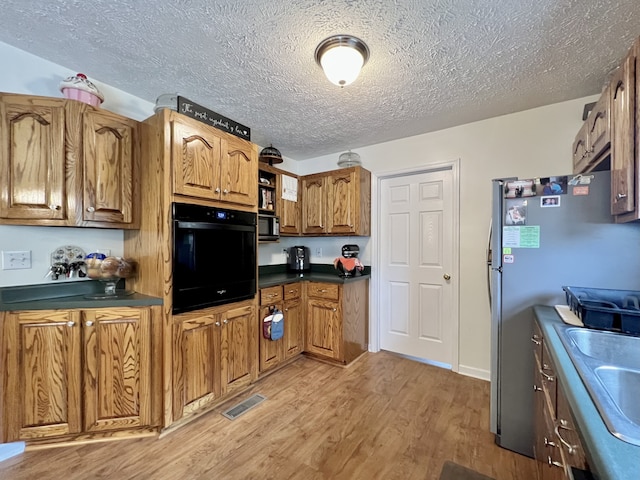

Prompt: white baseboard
[0,442,25,462]
[458,365,490,381]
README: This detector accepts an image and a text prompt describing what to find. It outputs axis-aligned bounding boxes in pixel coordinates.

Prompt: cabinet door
[220,135,258,206]
[611,54,636,216]
[586,86,611,163]
[220,304,256,394]
[259,304,284,372]
[0,95,67,221]
[83,308,151,432]
[172,313,221,421]
[278,173,301,235]
[306,299,342,361]
[326,169,358,234]
[301,176,326,234]
[172,118,222,199]
[283,298,303,359]
[82,108,138,226]
[3,310,81,441]
[571,121,590,174]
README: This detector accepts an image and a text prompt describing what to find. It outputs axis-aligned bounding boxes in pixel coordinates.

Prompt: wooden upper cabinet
[611,53,636,216]
[0,93,141,228]
[220,135,258,207]
[586,86,611,162]
[302,175,326,234]
[171,114,258,207]
[302,166,371,236]
[82,308,151,432]
[3,310,82,442]
[172,117,222,200]
[82,108,138,226]
[572,88,611,175]
[327,168,358,234]
[0,95,67,221]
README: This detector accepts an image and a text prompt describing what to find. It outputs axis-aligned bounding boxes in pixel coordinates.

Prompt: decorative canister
[59,73,104,107]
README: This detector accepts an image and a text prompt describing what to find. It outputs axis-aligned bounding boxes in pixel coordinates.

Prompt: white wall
[296,96,599,378]
[0,42,155,287]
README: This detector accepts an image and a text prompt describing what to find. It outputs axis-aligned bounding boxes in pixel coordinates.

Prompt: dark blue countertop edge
[258,263,371,289]
[0,280,162,311]
[533,305,639,480]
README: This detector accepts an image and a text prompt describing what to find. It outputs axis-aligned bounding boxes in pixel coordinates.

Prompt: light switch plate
[2,250,32,270]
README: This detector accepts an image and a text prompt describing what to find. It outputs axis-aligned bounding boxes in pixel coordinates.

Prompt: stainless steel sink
[554,324,640,446]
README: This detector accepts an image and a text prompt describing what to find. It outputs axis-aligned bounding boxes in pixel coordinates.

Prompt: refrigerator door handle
[487,220,493,310]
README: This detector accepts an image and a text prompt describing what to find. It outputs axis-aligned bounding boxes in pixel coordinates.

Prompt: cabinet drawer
[260,286,283,305]
[307,282,339,300]
[283,283,301,300]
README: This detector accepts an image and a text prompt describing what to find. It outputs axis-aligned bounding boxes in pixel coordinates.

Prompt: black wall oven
[172,202,256,314]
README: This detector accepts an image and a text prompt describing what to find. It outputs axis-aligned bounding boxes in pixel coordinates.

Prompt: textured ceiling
[1,1,639,160]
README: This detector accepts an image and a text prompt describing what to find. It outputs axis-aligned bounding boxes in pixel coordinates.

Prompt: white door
[379,168,455,366]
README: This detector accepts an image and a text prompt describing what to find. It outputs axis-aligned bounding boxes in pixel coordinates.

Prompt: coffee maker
[287,246,310,272]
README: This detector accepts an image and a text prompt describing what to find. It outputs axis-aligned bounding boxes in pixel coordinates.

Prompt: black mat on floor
[439,461,495,480]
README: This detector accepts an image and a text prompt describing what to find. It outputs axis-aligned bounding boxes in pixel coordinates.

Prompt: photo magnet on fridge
[504,179,535,198]
[540,195,561,207]
[538,176,568,195]
[505,199,527,225]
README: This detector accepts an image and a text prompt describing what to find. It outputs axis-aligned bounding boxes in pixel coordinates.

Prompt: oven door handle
[176,221,255,232]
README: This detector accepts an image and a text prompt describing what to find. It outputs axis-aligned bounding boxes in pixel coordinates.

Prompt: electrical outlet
[2,250,32,270]
[315,247,322,257]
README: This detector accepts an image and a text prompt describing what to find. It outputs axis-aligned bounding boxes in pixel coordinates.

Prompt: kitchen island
[533,305,640,480]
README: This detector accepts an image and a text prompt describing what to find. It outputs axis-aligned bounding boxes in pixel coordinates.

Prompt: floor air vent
[221,394,266,420]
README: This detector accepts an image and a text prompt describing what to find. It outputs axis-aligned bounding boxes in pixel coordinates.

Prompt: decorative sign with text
[177,96,250,141]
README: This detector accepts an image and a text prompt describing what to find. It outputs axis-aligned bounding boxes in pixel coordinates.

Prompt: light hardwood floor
[0,351,537,480]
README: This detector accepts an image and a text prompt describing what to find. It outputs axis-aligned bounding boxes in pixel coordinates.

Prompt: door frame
[370,159,461,372]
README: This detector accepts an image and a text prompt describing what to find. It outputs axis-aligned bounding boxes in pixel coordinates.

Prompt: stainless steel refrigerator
[488,169,640,457]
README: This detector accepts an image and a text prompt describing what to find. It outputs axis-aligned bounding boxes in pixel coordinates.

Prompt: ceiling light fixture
[315,35,370,87]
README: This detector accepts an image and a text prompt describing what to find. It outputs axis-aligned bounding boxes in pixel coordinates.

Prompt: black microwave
[258,214,280,241]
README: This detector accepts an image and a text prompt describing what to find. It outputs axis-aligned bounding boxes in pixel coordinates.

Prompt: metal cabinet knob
[215,187,221,193]
[332,308,337,312]
[223,319,228,324]
[49,204,61,211]
[86,206,95,213]
[616,193,627,200]
[66,321,76,327]
[85,321,94,327]
[215,321,221,327]
[223,189,229,194]
[443,274,451,280]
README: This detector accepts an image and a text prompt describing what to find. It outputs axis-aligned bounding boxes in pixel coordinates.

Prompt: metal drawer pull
[555,420,577,455]
[616,193,627,200]
[539,369,555,382]
[318,289,327,293]
[533,385,543,392]
[544,437,557,448]
[547,456,564,469]
[531,335,541,345]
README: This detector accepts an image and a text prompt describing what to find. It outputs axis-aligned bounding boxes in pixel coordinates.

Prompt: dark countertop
[533,305,640,480]
[0,281,162,311]
[258,264,370,289]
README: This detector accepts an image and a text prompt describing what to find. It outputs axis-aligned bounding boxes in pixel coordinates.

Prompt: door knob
[443,274,451,280]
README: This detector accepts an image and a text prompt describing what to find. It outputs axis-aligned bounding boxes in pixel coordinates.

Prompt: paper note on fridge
[502,225,540,248]
[282,175,298,202]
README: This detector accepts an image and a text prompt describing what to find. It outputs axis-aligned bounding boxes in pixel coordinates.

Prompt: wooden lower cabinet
[1,306,159,443]
[172,300,257,422]
[258,283,303,373]
[306,280,368,364]
[532,320,591,480]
